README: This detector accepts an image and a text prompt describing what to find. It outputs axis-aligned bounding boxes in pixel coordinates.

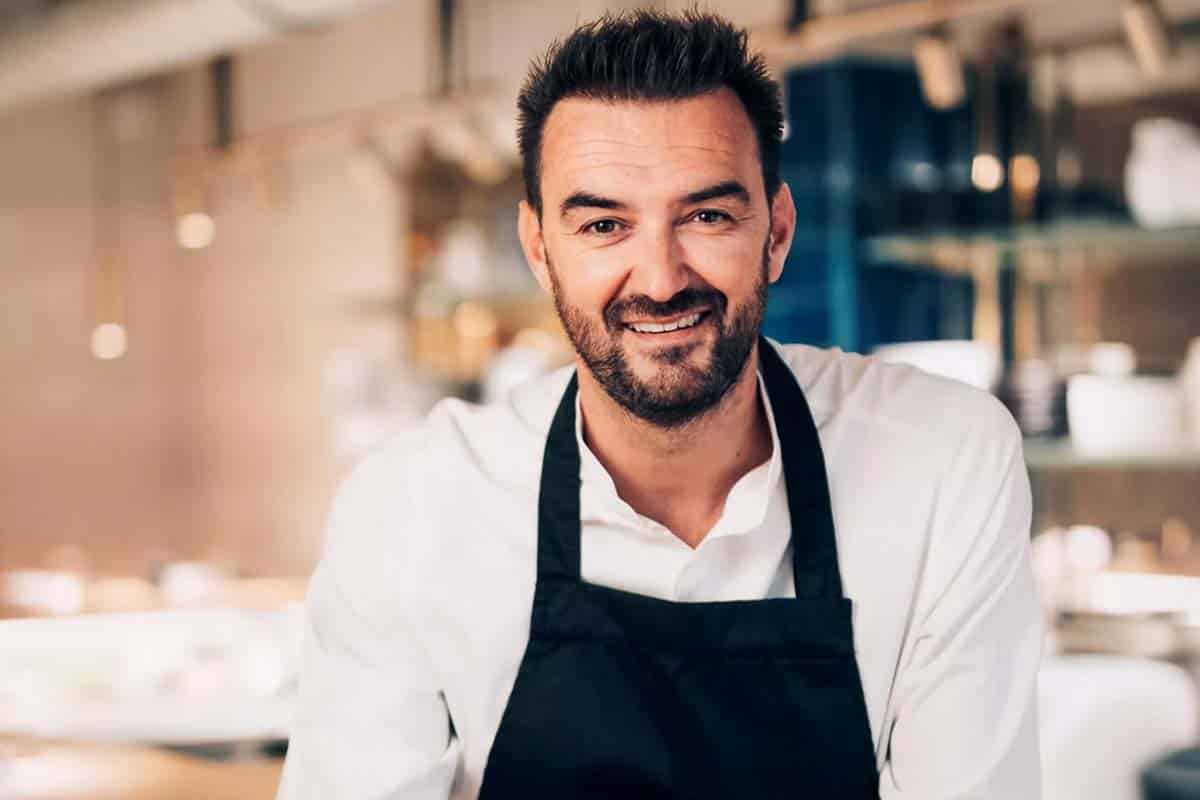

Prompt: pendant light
[914,26,967,111]
[1121,0,1173,77]
[91,91,128,361]
[972,62,1005,194]
[173,55,234,250]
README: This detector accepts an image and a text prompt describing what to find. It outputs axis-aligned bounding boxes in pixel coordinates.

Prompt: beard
[547,247,769,429]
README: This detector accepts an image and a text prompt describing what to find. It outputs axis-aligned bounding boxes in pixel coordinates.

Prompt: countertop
[0,736,282,799]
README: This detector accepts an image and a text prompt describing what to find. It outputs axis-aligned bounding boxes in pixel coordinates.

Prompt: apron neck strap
[757,338,844,599]
[536,338,843,599]
[536,370,585,583]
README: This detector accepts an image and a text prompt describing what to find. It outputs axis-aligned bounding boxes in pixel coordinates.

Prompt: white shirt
[278,341,1043,799]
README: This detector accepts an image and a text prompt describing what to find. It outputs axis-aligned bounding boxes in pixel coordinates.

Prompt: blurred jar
[1111,531,1164,574]
[1160,518,1194,573]
[1031,525,1114,618]
[1126,118,1200,228]
[1,570,85,616]
[158,561,229,607]
[1031,526,1068,618]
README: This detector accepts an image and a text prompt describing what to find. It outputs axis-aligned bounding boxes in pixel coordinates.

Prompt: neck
[576,343,772,549]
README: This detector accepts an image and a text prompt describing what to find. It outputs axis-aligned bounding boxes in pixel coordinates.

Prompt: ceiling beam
[753,0,1039,67]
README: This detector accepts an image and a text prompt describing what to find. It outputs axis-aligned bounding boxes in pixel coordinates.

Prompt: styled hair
[516,9,784,216]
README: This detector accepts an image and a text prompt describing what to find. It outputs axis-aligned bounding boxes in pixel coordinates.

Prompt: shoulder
[347,363,570,504]
[314,367,570,614]
[768,338,1021,462]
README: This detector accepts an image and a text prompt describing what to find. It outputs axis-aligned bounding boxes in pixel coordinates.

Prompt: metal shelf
[1024,438,1200,471]
[865,220,1200,273]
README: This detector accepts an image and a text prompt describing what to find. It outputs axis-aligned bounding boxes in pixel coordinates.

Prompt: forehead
[539,88,762,203]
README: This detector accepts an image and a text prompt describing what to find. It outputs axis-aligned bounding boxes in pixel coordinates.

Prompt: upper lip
[623,308,710,326]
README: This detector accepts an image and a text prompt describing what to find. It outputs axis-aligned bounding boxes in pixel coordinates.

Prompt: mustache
[604,288,727,331]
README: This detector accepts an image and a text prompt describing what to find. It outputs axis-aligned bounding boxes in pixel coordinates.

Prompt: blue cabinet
[764,59,978,353]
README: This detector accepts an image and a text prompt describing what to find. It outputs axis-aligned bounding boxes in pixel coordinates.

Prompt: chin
[627,346,711,383]
[630,360,713,402]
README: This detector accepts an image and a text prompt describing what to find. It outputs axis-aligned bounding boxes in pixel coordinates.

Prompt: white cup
[1182,338,1200,447]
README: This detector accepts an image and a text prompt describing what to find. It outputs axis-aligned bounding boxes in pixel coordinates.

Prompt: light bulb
[91,323,127,360]
[177,212,215,250]
[971,153,1005,192]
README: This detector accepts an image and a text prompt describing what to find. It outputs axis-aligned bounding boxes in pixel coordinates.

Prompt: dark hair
[516,9,784,216]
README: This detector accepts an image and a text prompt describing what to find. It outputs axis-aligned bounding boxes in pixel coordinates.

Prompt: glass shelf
[865,220,1200,273]
[1023,438,1200,471]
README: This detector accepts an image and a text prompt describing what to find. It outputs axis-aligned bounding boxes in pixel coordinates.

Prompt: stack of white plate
[1003,359,1066,438]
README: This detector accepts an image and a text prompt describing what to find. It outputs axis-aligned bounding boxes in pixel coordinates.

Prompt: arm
[880,401,1044,799]
[277,456,459,800]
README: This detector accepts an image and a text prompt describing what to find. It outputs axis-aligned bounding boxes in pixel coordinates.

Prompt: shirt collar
[574,369,784,541]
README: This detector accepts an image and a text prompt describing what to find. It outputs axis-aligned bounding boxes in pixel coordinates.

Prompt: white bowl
[1067,374,1184,455]
[872,340,1000,391]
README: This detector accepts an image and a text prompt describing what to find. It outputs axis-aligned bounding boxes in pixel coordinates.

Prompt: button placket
[672,543,712,601]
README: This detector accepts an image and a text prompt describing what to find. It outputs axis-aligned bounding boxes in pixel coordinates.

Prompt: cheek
[677,232,765,296]
[552,253,627,314]
[549,238,631,312]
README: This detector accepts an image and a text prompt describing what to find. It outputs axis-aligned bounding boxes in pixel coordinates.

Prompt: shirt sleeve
[879,399,1044,799]
[276,454,460,800]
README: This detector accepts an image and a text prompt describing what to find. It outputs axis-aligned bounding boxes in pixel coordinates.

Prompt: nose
[626,224,690,303]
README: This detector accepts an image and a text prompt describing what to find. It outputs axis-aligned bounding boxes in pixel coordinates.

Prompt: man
[278,10,1042,799]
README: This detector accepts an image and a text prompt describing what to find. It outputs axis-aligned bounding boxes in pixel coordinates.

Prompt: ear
[765,183,796,285]
[518,200,553,295]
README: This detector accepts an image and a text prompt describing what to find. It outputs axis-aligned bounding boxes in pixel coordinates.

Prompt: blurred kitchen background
[1,0,1199,797]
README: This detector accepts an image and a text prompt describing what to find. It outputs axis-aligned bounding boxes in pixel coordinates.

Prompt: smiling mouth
[623,310,710,334]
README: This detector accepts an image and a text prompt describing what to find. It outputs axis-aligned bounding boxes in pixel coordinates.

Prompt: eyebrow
[559,191,626,218]
[557,180,752,220]
[682,180,751,206]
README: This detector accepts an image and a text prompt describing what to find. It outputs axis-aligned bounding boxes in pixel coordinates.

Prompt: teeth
[628,312,703,334]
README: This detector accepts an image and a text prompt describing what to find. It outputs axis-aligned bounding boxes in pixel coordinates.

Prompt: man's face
[519,88,795,428]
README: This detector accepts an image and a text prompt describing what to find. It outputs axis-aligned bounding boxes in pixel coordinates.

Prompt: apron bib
[477,338,879,799]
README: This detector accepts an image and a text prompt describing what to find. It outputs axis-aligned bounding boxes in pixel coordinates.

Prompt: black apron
[477,339,879,799]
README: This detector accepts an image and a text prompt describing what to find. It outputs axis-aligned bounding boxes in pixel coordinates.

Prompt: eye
[691,209,733,225]
[583,219,623,235]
